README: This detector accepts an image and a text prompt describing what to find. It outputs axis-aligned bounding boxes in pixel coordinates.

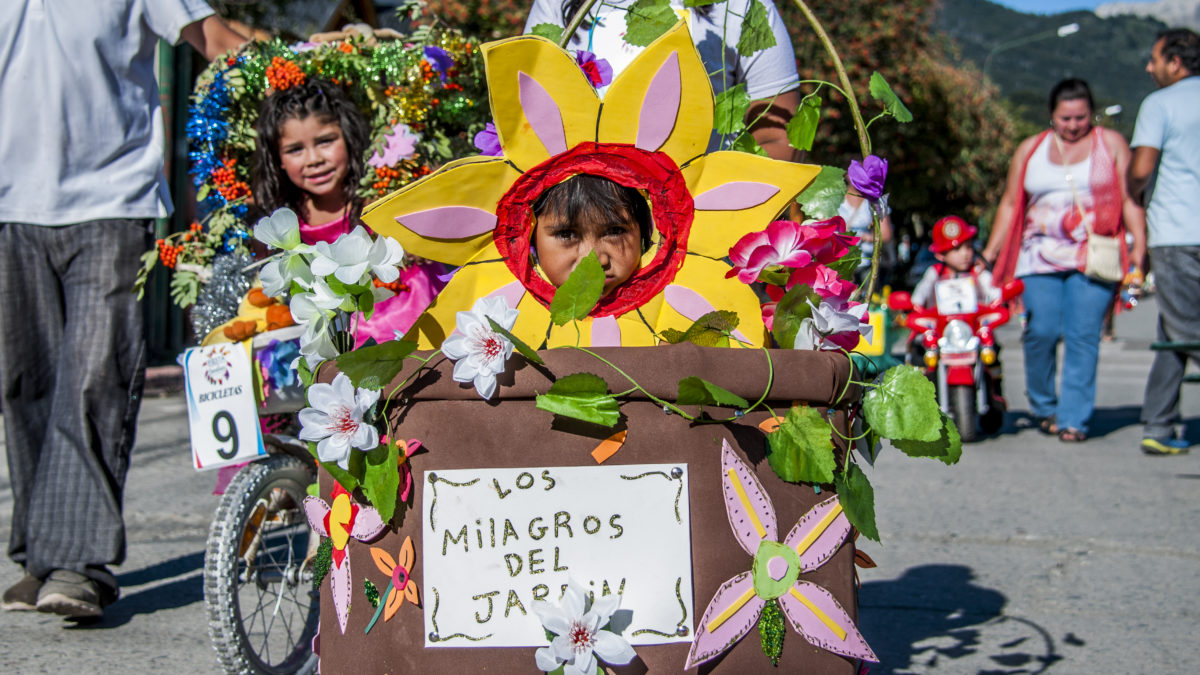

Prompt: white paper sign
[180,343,265,471]
[422,464,693,648]
[934,277,979,315]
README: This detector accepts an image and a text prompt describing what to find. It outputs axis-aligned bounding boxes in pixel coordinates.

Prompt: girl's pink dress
[298,213,446,347]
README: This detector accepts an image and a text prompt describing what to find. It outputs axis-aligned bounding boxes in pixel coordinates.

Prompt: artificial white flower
[532,579,635,675]
[259,259,288,297]
[291,293,339,368]
[298,372,380,469]
[366,235,406,284]
[310,226,374,285]
[441,296,519,399]
[254,207,303,251]
[793,299,873,352]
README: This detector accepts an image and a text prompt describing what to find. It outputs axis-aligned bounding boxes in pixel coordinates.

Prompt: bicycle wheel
[205,454,319,674]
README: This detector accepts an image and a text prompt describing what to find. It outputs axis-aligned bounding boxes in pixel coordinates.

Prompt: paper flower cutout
[298,372,381,469]
[533,579,636,675]
[364,535,420,633]
[441,295,518,399]
[304,482,387,633]
[574,50,613,88]
[369,123,419,168]
[685,441,877,669]
[362,22,820,349]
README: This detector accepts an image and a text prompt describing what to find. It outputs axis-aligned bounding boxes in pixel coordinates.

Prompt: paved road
[0,297,1196,673]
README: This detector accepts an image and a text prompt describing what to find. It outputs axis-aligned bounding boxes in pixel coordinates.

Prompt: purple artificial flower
[423,46,454,81]
[473,122,502,156]
[574,50,613,88]
[847,155,888,201]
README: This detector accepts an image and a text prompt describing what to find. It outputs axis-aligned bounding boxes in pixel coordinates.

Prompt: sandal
[1059,428,1087,443]
[1036,416,1059,435]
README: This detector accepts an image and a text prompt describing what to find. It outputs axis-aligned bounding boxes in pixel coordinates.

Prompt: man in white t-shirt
[1127,28,1200,456]
[0,0,244,618]
[524,0,801,161]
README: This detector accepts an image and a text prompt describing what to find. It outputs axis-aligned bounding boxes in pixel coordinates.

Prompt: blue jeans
[1020,272,1116,434]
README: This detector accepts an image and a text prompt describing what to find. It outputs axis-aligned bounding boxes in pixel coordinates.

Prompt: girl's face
[278,115,350,205]
[938,240,975,273]
[534,208,643,296]
[1051,98,1092,143]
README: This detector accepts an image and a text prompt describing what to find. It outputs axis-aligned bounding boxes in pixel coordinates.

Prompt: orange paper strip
[591,430,628,464]
[758,416,783,434]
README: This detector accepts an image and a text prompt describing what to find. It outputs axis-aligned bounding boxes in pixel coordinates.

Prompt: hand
[1123,266,1144,288]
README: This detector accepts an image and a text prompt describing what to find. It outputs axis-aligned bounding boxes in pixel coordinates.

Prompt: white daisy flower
[298,372,380,469]
[532,579,635,675]
[441,296,519,400]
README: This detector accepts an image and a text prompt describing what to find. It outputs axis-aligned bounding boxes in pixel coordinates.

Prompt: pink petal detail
[635,52,681,152]
[664,285,752,344]
[693,182,781,211]
[686,572,766,670]
[351,506,386,542]
[487,280,527,310]
[395,206,497,239]
[778,580,878,662]
[303,496,331,536]
[518,71,567,156]
[330,558,353,634]
[782,494,851,572]
[591,315,621,346]
[721,440,778,556]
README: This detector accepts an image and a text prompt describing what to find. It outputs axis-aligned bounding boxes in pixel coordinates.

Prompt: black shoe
[1,573,41,611]
[35,570,117,619]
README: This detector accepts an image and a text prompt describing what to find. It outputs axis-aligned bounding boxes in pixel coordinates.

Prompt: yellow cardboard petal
[481,36,601,172]
[654,256,768,346]
[682,152,822,259]
[404,252,512,349]
[598,20,713,167]
[361,156,519,266]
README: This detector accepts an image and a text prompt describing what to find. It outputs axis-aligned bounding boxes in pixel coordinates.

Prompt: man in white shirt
[1127,28,1200,456]
[0,0,244,618]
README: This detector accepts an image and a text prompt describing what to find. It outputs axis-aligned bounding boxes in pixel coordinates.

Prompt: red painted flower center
[328,405,360,437]
[494,142,694,318]
[568,621,595,653]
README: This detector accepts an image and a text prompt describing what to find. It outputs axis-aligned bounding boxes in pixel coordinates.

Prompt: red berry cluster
[156,238,184,268]
[266,56,305,91]
[211,158,250,201]
[373,277,411,296]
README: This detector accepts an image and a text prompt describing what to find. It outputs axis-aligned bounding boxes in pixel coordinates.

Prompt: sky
[992,0,1155,13]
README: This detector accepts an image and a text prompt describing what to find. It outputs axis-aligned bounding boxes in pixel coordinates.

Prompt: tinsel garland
[189,253,256,339]
[312,537,333,592]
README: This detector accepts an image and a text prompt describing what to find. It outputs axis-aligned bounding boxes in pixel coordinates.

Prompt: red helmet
[930,215,977,253]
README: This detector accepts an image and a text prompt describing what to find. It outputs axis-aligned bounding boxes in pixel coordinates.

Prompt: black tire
[980,397,1006,435]
[205,454,319,675]
[950,384,978,443]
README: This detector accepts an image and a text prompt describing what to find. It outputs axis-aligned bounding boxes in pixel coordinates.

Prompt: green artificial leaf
[530,23,563,43]
[361,439,401,523]
[868,71,913,123]
[196,184,210,201]
[758,601,786,665]
[736,0,777,57]
[730,132,767,156]
[335,340,418,389]
[714,83,750,135]
[892,411,963,465]
[536,373,620,426]
[357,286,375,321]
[488,317,545,365]
[313,537,333,591]
[660,310,740,347]
[770,284,820,350]
[306,482,320,498]
[767,405,837,484]
[624,0,676,47]
[786,95,821,152]
[684,0,720,5]
[676,376,750,409]
[861,365,942,443]
[549,251,604,326]
[796,165,847,220]
[835,462,879,541]
[298,358,315,388]
[827,244,862,281]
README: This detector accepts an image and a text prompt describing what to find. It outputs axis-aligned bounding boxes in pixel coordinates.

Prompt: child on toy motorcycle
[910,215,1000,310]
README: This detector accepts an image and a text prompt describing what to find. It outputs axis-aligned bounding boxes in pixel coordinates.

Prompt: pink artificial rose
[727,220,814,284]
[800,216,860,266]
[786,263,857,303]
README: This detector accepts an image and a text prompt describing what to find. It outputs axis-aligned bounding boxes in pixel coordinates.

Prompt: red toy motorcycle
[888,277,1024,442]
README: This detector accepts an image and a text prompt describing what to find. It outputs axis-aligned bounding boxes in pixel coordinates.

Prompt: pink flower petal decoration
[664,285,752,344]
[636,51,681,153]
[686,572,767,670]
[351,504,386,542]
[330,557,353,634]
[720,440,777,556]
[778,580,878,662]
[518,71,567,156]
[303,496,331,536]
[693,182,780,211]
[728,220,814,285]
[782,494,851,572]
[368,123,418,168]
[591,315,621,346]
[395,206,497,240]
